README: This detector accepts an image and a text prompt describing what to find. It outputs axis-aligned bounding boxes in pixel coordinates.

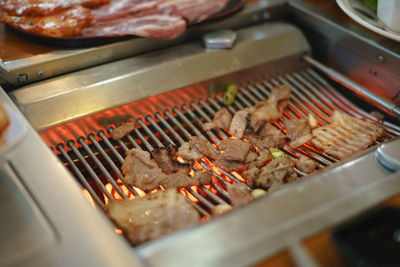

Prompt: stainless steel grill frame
[3,1,400,267]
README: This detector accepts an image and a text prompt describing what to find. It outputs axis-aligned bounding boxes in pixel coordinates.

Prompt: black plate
[7,0,245,47]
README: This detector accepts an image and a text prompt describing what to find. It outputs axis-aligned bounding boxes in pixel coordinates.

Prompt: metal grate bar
[78,137,127,199]
[88,134,138,196]
[68,141,113,200]
[57,144,106,210]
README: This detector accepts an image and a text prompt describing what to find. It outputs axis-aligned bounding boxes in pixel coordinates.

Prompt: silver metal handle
[303,55,400,118]
[0,58,10,75]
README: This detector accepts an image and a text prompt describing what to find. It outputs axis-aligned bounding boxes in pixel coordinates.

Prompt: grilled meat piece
[158,0,228,23]
[123,147,211,190]
[203,108,232,131]
[218,139,252,162]
[296,156,316,174]
[110,121,136,140]
[107,189,200,245]
[245,149,259,163]
[258,122,282,137]
[122,148,168,191]
[214,159,246,171]
[177,136,218,161]
[249,84,291,131]
[229,108,250,139]
[151,145,179,175]
[244,132,288,150]
[284,118,312,148]
[1,5,94,38]
[251,157,297,188]
[227,183,252,207]
[0,0,108,16]
[311,111,384,159]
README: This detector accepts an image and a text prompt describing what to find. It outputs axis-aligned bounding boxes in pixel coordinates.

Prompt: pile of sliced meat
[0,0,229,39]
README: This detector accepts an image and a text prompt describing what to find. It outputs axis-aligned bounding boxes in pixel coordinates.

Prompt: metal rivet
[37,71,45,78]
[377,55,385,63]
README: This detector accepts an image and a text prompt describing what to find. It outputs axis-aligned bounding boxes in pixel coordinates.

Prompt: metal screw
[16,74,28,84]
[263,11,271,20]
[37,70,45,78]
[377,55,385,63]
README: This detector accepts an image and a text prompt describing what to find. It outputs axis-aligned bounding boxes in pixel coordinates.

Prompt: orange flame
[82,189,96,208]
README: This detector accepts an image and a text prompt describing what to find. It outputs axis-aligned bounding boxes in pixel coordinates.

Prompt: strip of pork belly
[203,108,232,131]
[110,121,136,140]
[107,189,200,245]
[158,0,228,23]
[80,8,186,39]
[91,0,159,21]
[226,183,252,208]
[0,0,108,16]
[151,146,180,174]
[218,138,251,162]
[1,5,94,38]
[283,118,312,148]
[244,132,287,150]
[311,111,384,159]
[249,84,291,131]
[177,136,218,161]
[229,108,250,139]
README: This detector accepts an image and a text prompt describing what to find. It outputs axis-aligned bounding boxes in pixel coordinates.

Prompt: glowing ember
[114,228,123,234]
[179,188,199,203]
[231,171,246,183]
[82,189,96,208]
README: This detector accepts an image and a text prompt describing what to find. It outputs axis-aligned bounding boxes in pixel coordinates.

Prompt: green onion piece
[270,148,286,159]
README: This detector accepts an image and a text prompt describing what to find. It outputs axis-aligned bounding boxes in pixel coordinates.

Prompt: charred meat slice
[122,148,168,191]
[165,167,211,188]
[226,183,252,207]
[215,159,246,171]
[311,111,384,159]
[0,0,108,16]
[296,156,316,174]
[110,121,136,140]
[244,132,288,150]
[107,189,200,245]
[203,108,232,131]
[177,136,218,160]
[229,108,250,139]
[249,84,291,131]
[251,157,297,189]
[1,5,94,38]
[258,122,282,137]
[284,119,312,148]
[218,139,252,162]
[151,145,179,175]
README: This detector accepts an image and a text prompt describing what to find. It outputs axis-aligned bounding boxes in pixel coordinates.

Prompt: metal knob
[203,30,237,49]
[375,138,400,172]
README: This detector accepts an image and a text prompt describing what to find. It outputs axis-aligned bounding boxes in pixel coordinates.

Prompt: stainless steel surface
[0,90,143,266]
[10,22,310,131]
[203,30,237,49]
[0,58,9,75]
[0,1,285,87]
[376,138,400,171]
[288,0,400,105]
[303,55,400,117]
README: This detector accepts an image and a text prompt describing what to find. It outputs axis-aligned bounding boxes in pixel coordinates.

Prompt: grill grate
[55,67,400,215]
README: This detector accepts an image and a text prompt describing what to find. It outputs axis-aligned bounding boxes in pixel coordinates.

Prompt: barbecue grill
[2,1,400,266]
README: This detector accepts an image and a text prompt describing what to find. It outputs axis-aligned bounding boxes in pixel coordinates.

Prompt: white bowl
[377,0,400,34]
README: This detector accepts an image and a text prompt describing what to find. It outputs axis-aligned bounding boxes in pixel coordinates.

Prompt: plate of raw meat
[0,0,245,45]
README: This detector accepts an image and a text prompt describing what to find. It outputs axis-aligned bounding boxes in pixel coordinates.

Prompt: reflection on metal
[376,138,400,171]
[0,58,9,75]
